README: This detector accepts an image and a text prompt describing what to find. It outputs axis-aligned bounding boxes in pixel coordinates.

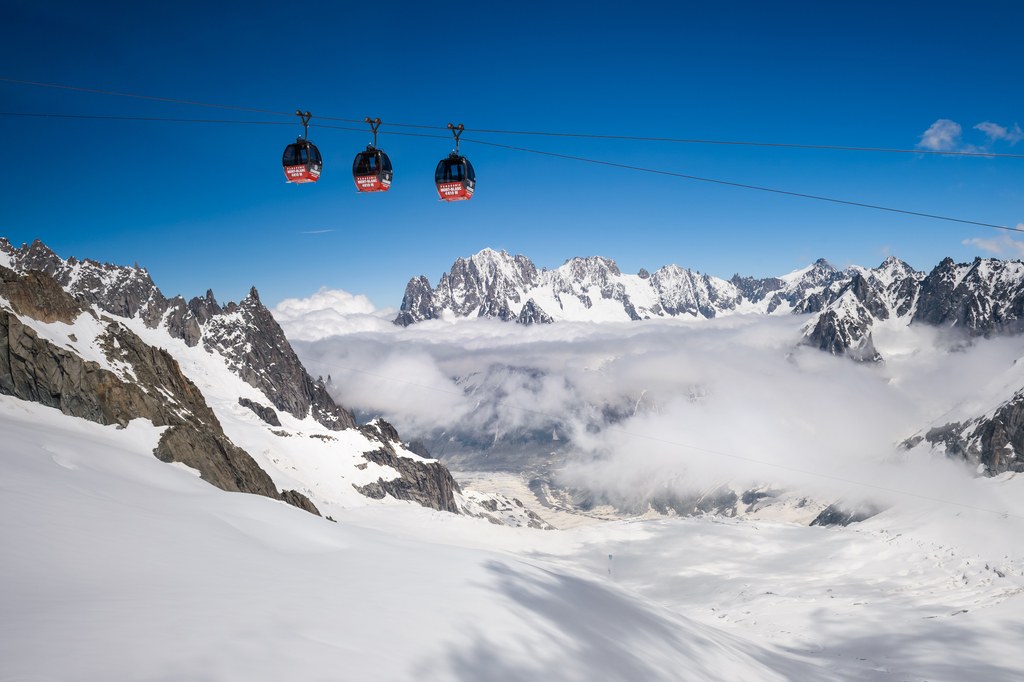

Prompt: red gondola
[435,123,475,202]
[282,110,322,184]
[352,117,393,192]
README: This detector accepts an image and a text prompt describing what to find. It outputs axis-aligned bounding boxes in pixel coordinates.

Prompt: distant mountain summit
[396,248,1024,363]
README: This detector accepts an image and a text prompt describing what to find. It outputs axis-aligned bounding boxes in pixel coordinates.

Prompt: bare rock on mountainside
[914,391,1024,476]
[1,238,467,515]
[0,265,297,507]
[355,419,461,513]
[396,249,1024,364]
[1,238,354,431]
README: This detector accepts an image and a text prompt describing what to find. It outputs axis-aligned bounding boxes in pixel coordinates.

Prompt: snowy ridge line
[318,360,1023,520]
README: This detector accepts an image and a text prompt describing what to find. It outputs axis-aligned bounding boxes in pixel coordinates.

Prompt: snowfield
[3,395,1024,681]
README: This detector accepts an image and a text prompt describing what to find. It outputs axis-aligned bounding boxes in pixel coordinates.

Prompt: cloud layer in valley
[275,289,1024,515]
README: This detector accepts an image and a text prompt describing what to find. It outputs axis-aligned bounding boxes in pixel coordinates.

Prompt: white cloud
[289,314,1024,512]
[963,233,1024,257]
[974,121,1024,145]
[918,119,962,151]
[272,288,396,340]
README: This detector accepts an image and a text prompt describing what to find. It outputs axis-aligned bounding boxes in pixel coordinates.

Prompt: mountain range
[395,248,1024,478]
[396,248,1024,364]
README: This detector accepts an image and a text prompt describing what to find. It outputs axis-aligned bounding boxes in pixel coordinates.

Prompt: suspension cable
[4,75,1023,158]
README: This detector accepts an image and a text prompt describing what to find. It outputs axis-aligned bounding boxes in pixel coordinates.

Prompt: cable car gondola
[435,123,475,201]
[282,110,322,184]
[352,117,393,192]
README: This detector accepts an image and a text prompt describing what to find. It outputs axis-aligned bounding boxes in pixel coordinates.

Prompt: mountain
[1,238,545,519]
[396,248,1024,363]
[394,248,860,327]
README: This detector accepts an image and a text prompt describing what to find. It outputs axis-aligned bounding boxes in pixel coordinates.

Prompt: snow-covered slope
[0,396,820,681]
[5,394,1023,680]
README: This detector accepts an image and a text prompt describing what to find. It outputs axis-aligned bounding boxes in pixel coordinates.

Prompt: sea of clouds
[274,289,1024,513]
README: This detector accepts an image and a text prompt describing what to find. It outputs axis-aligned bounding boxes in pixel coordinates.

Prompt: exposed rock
[394,276,437,326]
[195,287,356,431]
[810,502,882,526]
[355,419,461,513]
[238,397,282,426]
[1,239,355,433]
[517,298,554,325]
[280,490,321,516]
[0,265,82,324]
[918,391,1024,476]
[913,257,1024,335]
[0,266,313,514]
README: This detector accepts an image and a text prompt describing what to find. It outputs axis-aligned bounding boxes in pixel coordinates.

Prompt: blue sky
[2,0,1022,308]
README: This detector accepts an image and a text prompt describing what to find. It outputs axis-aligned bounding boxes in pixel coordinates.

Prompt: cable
[0,76,295,117]
[3,108,1019,233]
[3,109,1019,234]
[329,362,1024,521]
[0,111,295,125]
[462,137,1024,234]
[6,75,1024,158]
[466,127,1024,159]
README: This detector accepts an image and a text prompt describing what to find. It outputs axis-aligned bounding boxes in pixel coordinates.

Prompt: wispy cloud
[963,231,1024,257]
[300,229,335,235]
[974,121,1024,145]
[918,119,962,151]
[918,119,1023,153]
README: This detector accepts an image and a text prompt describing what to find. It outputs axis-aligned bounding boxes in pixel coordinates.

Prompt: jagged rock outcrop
[810,502,882,526]
[238,397,282,426]
[354,419,461,512]
[517,298,553,325]
[1,238,353,432]
[0,266,317,512]
[394,276,438,326]
[206,288,355,430]
[916,391,1024,476]
[1,239,465,515]
[913,257,1024,334]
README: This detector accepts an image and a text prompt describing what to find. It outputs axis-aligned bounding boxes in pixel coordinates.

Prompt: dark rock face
[0,299,295,507]
[394,276,438,326]
[803,277,883,363]
[238,397,282,426]
[1,238,354,433]
[810,502,881,526]
[517,299,554,325]
[0,265,82,324]
[1,239,461,515]
[279,490,321,516]
[913,257,1024,335]
[919,392,1024,475]
[0,261,322,513]
[206,289,356,431]
[354,420,461,513]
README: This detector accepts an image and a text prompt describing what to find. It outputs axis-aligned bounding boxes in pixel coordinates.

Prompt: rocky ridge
[0,263,300,507]
[0,238,464,516]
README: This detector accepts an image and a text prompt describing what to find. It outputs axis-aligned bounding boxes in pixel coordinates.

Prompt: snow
[4,333,1024,678]
[0,396,822,681]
